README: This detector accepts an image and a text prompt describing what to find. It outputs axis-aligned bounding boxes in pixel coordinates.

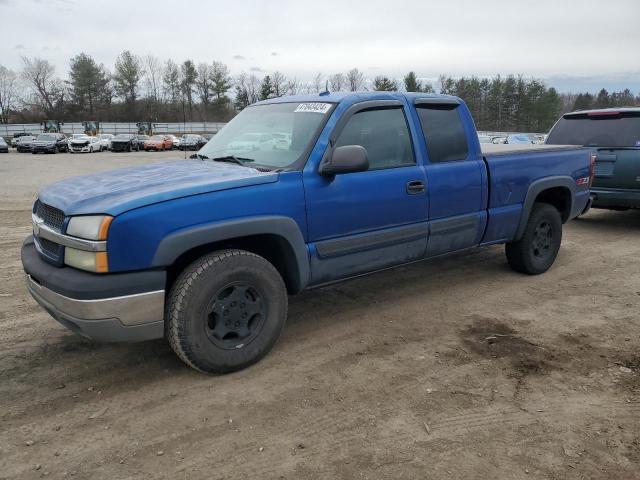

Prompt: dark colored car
[546,107,640,210]
[31,133,68,154]
[133,135,149,150]
[16,135,36,152]
[110,134,140,152]
[179,134,207,150]
[0,137,8,153]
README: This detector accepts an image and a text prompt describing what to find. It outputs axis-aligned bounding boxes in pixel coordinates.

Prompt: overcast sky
[1,0,638,93]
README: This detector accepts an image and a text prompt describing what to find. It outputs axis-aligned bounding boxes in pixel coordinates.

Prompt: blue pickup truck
[22,92,593,373]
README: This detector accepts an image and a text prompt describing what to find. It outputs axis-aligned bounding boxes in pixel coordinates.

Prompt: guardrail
[0,122,227,136]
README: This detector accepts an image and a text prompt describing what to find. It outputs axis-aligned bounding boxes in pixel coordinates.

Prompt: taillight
[589,153,596,187]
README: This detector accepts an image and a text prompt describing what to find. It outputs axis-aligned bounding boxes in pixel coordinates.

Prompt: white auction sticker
[294,103,332,114]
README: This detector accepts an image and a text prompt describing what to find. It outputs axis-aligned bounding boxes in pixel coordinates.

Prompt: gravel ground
[0,150,639,479]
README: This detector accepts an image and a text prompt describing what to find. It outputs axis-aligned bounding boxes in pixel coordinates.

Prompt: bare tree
[141,54,163,102]
[0,65,19,123]
[196,62,212,106]
[21,56,65,116]
[329,73,346,91]
[312,72,324,93]
[271,71,288,97]
[286,77,303,95]
[346,68,365,91]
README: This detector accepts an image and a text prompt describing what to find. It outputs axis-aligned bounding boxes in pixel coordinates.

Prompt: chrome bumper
[26,274,165,342]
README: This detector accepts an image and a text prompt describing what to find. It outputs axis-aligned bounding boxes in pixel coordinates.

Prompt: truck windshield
[198,102,334,169]
[546,112,640,147]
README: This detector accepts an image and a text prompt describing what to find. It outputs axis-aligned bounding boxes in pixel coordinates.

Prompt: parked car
[144,135,173,151]
[168,135,181,149]
[16,135,36,152]
[226,132,279,154]
[0,137,8,153]
[11,132,31,148]
[478,134,493,144]
[31,133,68,154]
[110,134,140,152]
[491,136,507,144]
[178,134,207,151]
[97,134,114,151]
[69,135,100,153]
[506,134,534,145]
[133,135,149,150]
[22,92,592,374]
[546,107,640,210]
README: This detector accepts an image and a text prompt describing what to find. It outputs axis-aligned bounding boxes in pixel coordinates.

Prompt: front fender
[152,215,310,292]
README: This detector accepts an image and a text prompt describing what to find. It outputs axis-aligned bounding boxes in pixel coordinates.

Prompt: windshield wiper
[209,155,255,166]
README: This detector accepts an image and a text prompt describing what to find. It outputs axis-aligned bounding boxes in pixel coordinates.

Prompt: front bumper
[22,237,166,342]
[32,145,56,153]
[591,187,640,209]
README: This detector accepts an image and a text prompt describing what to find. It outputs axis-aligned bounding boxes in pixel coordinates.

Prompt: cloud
[232,55,245,60]
[250,66,264,72]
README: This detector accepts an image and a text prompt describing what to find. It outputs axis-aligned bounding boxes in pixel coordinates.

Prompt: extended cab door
[413,99,487,256]
[303,100,429,285]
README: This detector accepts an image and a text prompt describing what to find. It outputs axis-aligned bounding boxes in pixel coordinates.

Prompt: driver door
[303,101,429,285]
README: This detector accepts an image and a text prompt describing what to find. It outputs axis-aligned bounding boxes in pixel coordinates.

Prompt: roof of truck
[254,91,461,105]
[565,106,640,116]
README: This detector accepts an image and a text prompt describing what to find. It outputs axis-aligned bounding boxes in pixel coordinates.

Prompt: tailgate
[593,148,640,190]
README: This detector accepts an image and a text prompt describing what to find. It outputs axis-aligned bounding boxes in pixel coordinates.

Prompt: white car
[69,136,101,153]
[97,134,114,151]
[227,133,278,154]
[168,134,180,149]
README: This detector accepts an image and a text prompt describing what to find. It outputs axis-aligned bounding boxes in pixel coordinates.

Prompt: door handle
[406,180,426,194]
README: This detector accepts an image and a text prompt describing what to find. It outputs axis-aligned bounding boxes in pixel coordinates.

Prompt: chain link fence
[0,122,227,137]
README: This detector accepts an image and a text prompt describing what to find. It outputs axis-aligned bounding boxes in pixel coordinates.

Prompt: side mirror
[319,145,369,176]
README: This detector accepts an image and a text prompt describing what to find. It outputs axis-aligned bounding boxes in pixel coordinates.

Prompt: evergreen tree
[260,75,275,100]
[594,88,610,108]
[404,71,422,92]
[373,76,398,91]
[180,60,197,120]
[68,53,110,117]
[113,50,140,108]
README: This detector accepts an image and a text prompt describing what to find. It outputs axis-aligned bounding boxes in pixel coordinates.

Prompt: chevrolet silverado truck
[22,92,593,374]
[546,107,640,210]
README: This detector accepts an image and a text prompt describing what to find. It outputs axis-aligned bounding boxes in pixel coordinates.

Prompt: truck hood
[38,159,278,216]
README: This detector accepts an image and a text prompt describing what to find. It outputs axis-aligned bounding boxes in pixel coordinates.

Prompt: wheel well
[166,234,302,295]
[534,187,571,222]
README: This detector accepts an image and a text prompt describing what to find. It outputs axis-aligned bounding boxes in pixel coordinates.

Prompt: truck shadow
[9,246,509,394]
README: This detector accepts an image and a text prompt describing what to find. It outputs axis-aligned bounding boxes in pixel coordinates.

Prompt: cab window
[335,107,415,170]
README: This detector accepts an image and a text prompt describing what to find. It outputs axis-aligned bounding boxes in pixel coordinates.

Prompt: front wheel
[505,203,562,275]
[166,249,288,374]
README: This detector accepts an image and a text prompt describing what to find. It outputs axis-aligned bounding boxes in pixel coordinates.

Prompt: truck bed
[479,143,591,244]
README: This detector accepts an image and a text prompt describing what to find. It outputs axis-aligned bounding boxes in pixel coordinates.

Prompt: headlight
[66,215,112,240]
[64,248,109,273]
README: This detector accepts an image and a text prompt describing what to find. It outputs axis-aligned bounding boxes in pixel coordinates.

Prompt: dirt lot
[1,150,639,479]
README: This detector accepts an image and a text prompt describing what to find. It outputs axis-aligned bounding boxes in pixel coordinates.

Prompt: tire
[166,249,288,374]
[505,203,562,275]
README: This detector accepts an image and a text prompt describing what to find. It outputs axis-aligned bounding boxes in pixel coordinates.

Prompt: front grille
[38,237,60,257]
[35,201,65,232]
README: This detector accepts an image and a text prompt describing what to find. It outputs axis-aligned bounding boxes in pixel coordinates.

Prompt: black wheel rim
[204,282,267,349]
[531,220,553,259]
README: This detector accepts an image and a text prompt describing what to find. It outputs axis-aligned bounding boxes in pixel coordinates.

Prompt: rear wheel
[166,249,288,374]
[505,203,562,275]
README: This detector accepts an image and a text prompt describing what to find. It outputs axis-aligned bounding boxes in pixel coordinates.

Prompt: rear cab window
[546,111,640,147]
[416,104,469,162]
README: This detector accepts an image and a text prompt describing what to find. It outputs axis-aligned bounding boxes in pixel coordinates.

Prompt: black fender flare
[152,216,310,292]
[515,176,576,240]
